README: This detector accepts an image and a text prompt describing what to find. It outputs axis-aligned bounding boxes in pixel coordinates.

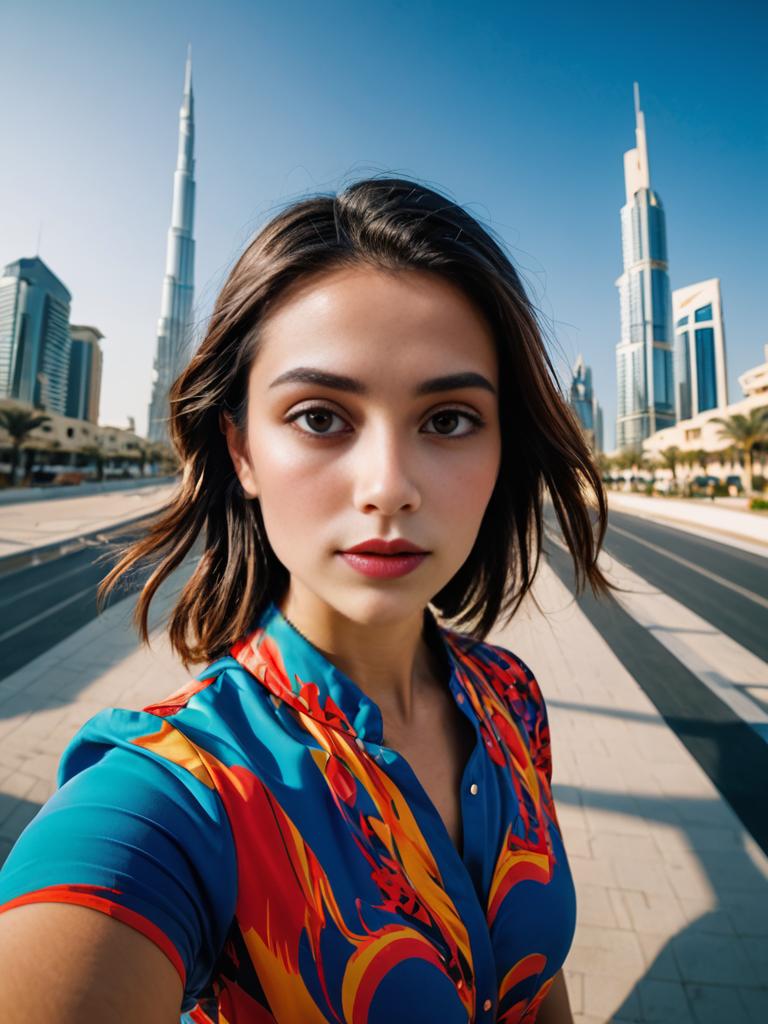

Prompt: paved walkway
[0,481,177,558]
[0,557,766,1022]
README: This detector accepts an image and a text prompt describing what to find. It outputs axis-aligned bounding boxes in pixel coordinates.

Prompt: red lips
[342,538,428,555]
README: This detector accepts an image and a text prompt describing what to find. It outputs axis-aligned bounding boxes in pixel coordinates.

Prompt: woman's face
[224,264,501,627]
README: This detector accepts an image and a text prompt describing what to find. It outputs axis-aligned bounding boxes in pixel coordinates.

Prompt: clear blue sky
[2,0,765,449]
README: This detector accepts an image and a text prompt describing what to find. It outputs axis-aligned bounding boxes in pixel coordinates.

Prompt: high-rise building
[614,84,675,451]
[66,325,104,423]
[569,354,604,453]
[147,46,196,443]
[0,257,72,414]
[672,279,728,420]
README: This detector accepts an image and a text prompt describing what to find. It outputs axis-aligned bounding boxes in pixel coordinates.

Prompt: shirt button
[483,998,492,1011]
[470,783,479,796]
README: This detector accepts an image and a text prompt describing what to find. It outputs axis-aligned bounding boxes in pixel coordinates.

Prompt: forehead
[251,265,498,385]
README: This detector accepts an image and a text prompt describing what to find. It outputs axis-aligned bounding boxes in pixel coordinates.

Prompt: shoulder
[445,628,547,726]
[443,629,551,768]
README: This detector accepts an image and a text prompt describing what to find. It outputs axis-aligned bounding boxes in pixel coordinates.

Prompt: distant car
[725,474,743,490]
[693,475,719,488]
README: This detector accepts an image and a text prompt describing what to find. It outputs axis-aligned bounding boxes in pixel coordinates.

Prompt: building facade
[147,47,196,443]
[643,344,768,479]
[0,257,72,415]
[569,354,604,452]
[66,325,104,423]
[672,279,728,421]
[614,84,675,451]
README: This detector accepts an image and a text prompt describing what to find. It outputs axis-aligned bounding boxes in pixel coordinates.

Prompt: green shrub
[749,497,768,511]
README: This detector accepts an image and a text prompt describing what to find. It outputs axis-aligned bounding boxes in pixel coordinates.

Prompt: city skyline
[1,1,764,449]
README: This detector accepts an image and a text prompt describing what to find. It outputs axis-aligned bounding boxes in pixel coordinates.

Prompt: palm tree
[659,446,681,483]
[0,406,52,485]
[710,407,768,496]
[78,443,107,482]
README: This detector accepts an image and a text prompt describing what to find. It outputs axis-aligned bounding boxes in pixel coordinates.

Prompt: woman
[0,177,610,1022]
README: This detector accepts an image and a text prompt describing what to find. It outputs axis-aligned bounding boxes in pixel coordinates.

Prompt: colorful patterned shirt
[0,600,576,1022]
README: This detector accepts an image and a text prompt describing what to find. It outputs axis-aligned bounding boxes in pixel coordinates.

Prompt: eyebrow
[268,367,497,396]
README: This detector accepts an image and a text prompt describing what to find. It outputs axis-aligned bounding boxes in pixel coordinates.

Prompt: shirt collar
[228,599,469,744]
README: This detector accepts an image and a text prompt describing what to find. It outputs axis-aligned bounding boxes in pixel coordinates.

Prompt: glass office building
[615,84,676,451]
[0,257,72,414]
[66,325,104,423]
[672,279,728,420]
[569,354,604,453]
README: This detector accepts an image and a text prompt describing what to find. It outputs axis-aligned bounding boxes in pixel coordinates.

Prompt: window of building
[695,328,717,412]
[66,427,74,438]
[694,303,713,322]
[651,269,670,342]
[676,316,688,327]
[685,428,701,441]
[41,424,53,433]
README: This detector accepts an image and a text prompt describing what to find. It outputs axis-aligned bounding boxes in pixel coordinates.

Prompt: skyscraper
[672,279,728,420]
[614,84,675,451]
[147,46,196,443]
[66,325,104,423]
[569,354,604,453]
[0,257,72,414]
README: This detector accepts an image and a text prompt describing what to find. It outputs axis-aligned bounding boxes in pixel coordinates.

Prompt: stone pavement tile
[568,854,619,888]
[583,974,641,1022]
[574,883,622,928]
[739,986,768,1024]
[677,898,734,936]
[590,833,659,862]
[636,979,695,1023]
[724,892,768,937]
[685,982,752,1024]
[621,891,689,935]
[0,771,38,814]
[0,800,42,843]
[649,821,746,856]
[607,888,633,931]
[741,935,768,977]
[636,933,681,982]
[612,857,674,897]
[559,825,591,859]
[563,970,584,1015]
[670,930,761,987]
[663,859,715,902]
[567,926,646,978]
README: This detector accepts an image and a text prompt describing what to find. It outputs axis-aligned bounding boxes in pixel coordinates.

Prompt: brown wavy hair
[98,176,611,667]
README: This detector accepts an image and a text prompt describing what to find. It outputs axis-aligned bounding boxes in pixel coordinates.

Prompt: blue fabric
[0,600,576,1022]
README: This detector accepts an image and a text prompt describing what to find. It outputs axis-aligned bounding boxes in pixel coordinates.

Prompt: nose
[351,421,422,516]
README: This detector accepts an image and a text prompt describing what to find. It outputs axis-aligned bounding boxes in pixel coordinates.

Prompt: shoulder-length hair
[99,176,611,667]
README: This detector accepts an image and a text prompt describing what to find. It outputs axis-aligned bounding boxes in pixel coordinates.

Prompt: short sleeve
[484,643,554,787]
[0,708,237,1012]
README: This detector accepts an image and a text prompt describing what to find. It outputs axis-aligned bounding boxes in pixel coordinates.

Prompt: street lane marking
[0,560,99,609]
[0,584,95,644]
[609,523,768,610]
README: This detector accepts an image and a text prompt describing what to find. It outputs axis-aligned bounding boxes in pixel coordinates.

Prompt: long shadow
[540,526,768,1020]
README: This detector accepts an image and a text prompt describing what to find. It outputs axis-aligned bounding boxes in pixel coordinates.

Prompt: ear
[220,411,259,499]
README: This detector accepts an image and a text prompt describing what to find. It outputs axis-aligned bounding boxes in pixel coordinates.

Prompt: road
[544,506,768,853]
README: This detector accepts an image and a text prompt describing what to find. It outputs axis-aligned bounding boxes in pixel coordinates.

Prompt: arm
[535,968,574,1024]
[0,902,183,1022]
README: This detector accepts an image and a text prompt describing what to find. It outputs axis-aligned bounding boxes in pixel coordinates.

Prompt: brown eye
[287,405,349,437]
[423,409,484,437]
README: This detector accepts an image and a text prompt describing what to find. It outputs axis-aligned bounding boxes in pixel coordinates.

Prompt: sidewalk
[0,559,766,1022]
[0,480,177,559]
[608,491,768,554]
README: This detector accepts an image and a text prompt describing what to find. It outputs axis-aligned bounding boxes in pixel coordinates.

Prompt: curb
[0,510,161,579]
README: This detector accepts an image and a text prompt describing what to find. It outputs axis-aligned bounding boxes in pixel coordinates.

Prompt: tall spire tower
[614,83,675,451]
[147,45,196,442]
